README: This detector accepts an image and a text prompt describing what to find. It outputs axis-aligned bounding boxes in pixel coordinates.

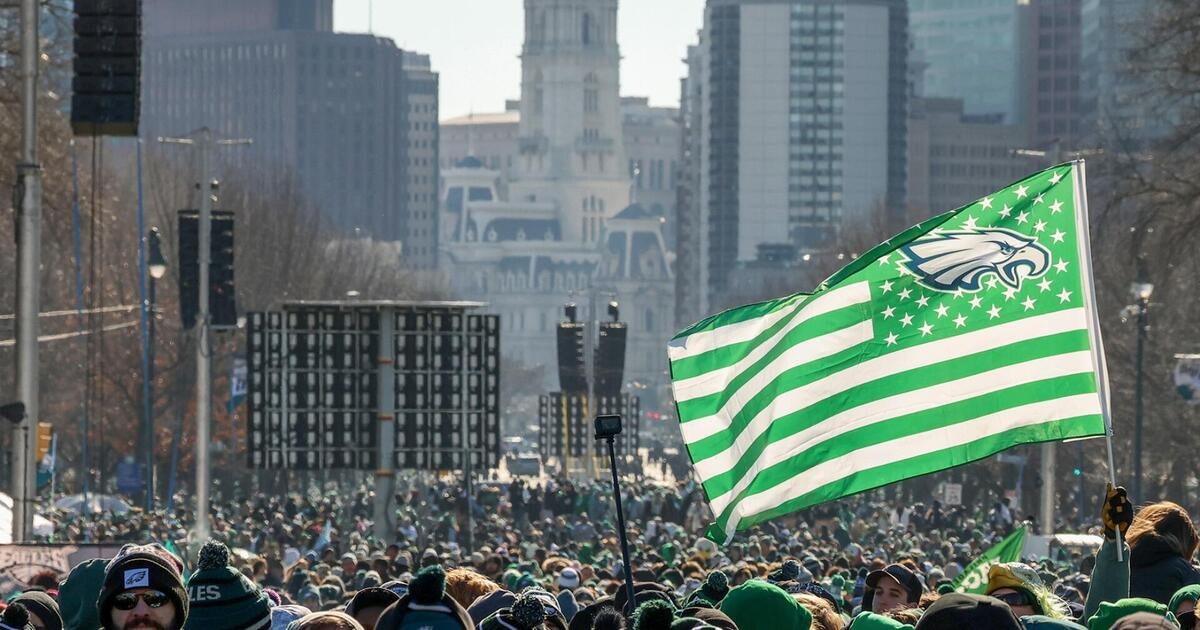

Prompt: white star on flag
[1016,211,1030,225]
[969,295,983,309]
[934,303,950,318]
[1049,170,1064,184]
[999,204,1012,218]
[1051,229,1066,243]
[1057,288,1072,303]
[1015,184,1029,198]
[1022,296,1037,311]
[915,294,930,308]
[882,306,896,319]
[1054,260,1069,273]
[1004,286,1019,301]
[981,196,993,209]
[1033,219,1047,233]
[919,321,934,337]
[1049,200,1064,214]
[884,332,898,346]
[880,280,894,293]
[988,305,1002,319]
[898,288,912,301]
[953,313,967,328]
[1037,277,1053,292]
[963,216,979,229]
[1034,193,1045,205]
[900,313,914,327]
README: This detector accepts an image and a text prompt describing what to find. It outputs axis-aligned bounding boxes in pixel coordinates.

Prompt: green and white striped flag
[669,162,1111,543]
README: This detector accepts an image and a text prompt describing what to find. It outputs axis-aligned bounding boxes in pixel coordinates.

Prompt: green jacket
[1083,538,1131,624]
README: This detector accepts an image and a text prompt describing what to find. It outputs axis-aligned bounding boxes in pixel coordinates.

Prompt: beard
[120,616,168,630]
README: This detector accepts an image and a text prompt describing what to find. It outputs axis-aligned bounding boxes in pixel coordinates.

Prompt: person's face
[110,589,177,630]
[871,575,909,614]
[991,588,1037,617]
[353,606,387,630]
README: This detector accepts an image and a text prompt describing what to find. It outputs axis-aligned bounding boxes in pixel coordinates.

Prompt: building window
[584,73,599,114]
[583,13,596,45]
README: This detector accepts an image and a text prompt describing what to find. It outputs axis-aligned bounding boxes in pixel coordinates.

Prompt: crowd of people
[6,476,1200,630]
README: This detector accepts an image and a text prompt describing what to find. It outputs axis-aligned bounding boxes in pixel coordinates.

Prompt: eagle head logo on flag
[900,228,1051,293]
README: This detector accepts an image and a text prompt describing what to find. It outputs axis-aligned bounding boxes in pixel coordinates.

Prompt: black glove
[1102,484,1133,540]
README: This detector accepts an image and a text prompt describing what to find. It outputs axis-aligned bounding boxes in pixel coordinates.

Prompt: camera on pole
[595,414,636,618]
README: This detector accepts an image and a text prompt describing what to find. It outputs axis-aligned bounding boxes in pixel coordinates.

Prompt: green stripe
[671,302,868,387]
[703,371,1098,512]
[706,414,1105,542]
[685,329,1092,462]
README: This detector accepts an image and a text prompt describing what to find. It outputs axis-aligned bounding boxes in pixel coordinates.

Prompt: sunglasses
[113,591,170,611]
[993,591,1032,608]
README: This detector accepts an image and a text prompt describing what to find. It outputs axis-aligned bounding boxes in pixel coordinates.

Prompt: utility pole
[11,0,43,543]
[157,129,250,539]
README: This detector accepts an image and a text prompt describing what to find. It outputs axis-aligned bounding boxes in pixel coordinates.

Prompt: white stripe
[722,393,1103,541]
[671,316,873,404]
[667,282,871,363]
[703,350,1097,515]
[679,307,1089,445]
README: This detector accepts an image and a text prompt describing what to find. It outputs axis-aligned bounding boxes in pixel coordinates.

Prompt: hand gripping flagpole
[1072,159,1124,563]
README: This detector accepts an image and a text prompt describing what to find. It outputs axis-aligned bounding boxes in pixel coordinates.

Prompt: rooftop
[441,111,520,126]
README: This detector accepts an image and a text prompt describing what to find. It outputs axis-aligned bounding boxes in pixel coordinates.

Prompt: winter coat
[1129,536,1200,605]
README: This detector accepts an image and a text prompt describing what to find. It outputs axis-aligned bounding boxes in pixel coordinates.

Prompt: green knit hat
[1169,585,1200,617]
[1087,598,1170,630]
[183,540,272,630]
[847,612,914,630]
[719,579,812,630]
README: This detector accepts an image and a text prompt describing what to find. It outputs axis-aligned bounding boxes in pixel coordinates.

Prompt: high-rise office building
[1019,0,1082,148]
[910,0,1022,123]
[140,0,439,268]
[1080,0,1168,146]
[683,0,908,312]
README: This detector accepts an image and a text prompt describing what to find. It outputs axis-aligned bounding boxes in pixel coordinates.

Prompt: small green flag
[953,527,1028,594]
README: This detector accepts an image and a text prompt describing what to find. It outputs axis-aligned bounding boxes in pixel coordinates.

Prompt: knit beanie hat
[59,558,107,630]
[768,560,801,584]
[98,544,189,630]
[468,590,516,627]
[346,587,400,619]
[847,612,914,630]
[269,604,310,630]
[1169,585,1200,617]
[479,593,549,630]
[0,602,33,630]
[686,572,730,608]
[719,580,812,630]
[1088,599,1171,630]
[675,607,738,630]
[632,600,674,630]
[11,591,61,630]
[183,540,272,630]
[1110,612,1181,629]
[374,565,472,630]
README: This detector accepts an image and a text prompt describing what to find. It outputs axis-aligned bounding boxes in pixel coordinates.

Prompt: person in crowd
[862,565,922,614]
[97,545,189,630]
[1126,502,1200,605]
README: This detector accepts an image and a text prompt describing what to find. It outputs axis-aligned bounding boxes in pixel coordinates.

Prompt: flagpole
[1071,159,1125,563]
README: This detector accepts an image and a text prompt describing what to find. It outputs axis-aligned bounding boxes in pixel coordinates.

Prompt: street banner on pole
[953,527,1028,594]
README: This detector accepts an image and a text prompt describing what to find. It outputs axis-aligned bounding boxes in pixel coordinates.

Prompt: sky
[333,0,705,121]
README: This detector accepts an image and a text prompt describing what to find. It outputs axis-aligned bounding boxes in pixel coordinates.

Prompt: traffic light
[178,209,237,330]
[36,422,53,462]
[71,0,141,136]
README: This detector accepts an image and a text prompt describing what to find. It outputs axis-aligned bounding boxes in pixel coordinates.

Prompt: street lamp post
[144,228,167,510]
[1130,280,1153,503]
